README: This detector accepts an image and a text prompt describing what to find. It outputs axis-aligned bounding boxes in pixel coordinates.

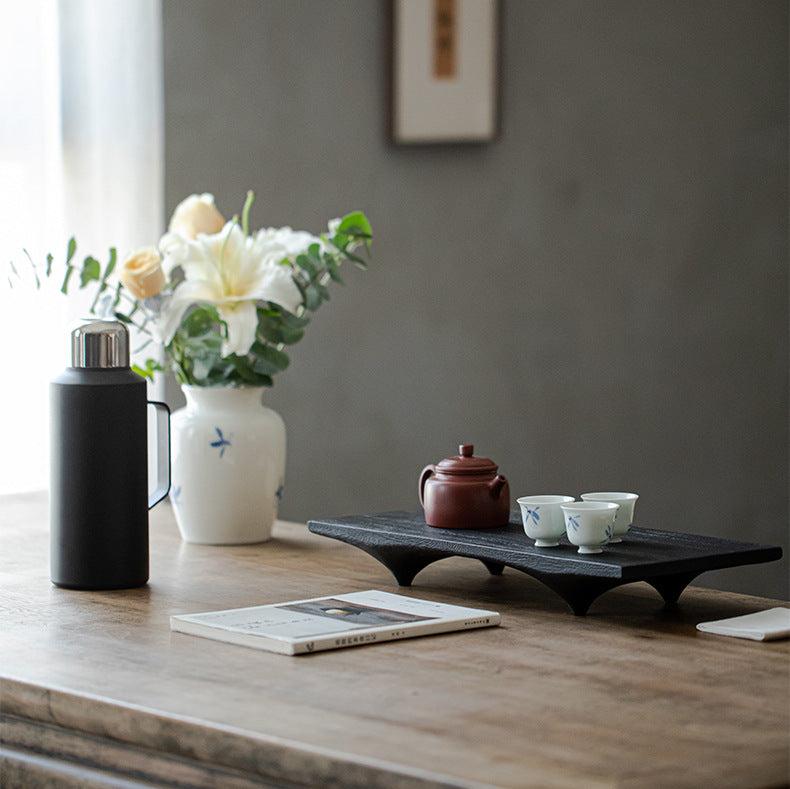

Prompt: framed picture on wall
[391,0,500,144]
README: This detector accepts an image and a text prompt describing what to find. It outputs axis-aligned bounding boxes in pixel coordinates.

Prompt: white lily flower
[253,226,322,257]
[157,222,302,357]
[158,231,190,274]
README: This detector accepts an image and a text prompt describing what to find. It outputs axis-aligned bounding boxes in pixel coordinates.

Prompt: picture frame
[390,0,500,144]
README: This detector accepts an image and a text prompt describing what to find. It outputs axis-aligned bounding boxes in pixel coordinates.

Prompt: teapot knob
[459,443,474,457]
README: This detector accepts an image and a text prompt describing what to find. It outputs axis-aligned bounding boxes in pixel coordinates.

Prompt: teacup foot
[534,539,560,547]
[577,546,604,554]
[608,537,623,544]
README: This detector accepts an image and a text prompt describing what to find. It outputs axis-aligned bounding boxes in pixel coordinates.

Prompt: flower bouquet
[16,191,373,544]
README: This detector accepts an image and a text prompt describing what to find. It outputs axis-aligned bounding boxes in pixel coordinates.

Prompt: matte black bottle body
[50,367,149,589]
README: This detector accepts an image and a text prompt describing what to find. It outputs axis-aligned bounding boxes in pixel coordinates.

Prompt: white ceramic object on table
[560,501,619,554]
[171,386,286,544]
[517,495,576,547]
[580,492,638,542]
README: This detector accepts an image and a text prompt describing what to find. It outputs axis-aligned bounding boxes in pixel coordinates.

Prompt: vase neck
[182,386,264,414]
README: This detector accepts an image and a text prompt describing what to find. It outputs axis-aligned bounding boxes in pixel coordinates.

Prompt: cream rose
[119,247,166,299]
[168,193,225,239]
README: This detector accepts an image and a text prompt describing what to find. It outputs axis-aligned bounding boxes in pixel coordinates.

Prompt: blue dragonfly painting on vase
[210,427,232,458]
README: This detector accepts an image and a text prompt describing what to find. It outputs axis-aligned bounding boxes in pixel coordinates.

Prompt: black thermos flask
[50,320,170,589]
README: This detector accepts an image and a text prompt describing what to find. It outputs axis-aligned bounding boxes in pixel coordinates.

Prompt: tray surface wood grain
[308,510,782,615]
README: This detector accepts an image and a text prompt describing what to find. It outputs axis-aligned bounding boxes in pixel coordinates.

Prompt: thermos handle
[147,401,171,509]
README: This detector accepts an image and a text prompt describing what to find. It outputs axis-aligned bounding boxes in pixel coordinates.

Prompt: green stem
[60,266,74,294]
[89,283,108,314]
[22,249,40,289]
[241,190,255,236]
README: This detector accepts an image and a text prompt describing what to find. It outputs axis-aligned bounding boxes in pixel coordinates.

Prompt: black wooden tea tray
[307,511,782,615]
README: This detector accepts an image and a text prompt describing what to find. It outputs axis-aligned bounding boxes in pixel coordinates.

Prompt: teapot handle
[418,465,435,508]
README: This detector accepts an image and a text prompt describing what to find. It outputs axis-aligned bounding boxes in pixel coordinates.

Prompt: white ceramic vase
[170,386,286,544]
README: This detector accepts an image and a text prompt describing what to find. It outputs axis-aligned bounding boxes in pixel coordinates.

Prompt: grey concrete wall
[163,0,788,598]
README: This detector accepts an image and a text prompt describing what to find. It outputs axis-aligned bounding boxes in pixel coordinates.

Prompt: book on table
[170,589,500,655]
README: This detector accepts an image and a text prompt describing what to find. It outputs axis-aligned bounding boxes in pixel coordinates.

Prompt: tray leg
[647,572,699,606]
[531,573,627,616]
[359,546,447,587]
[480,560,505,576]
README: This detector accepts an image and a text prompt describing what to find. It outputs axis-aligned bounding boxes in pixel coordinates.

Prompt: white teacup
[561,501,619,554]
[517,495,575,547]
[580,492,638,542]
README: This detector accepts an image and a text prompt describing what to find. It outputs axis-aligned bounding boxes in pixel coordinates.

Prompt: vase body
[171,386,285,544]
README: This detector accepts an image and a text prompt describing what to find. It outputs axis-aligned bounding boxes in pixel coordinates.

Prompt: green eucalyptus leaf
[291,276,307,299]
[337,210,372,238]
[256,307,308,346]
[65,237,77,265]
[183,305,221,337]
[80,256,101,286]
[304,284,321,311]
[279,326,304,344]
[341,243,369,268]
[280,311,310,329]
[227,354,273,386]
[256,322,282,345]
[251,342,290,374]
[295,254,316,277]
[206,362,235,385]
[60,237,78,294]
[324,257,344,284]
[131,358,163,381]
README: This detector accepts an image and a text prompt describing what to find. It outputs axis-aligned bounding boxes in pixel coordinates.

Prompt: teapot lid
[435,444,498,475]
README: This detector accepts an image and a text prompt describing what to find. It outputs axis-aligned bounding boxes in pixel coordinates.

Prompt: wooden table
[1,492,788,788]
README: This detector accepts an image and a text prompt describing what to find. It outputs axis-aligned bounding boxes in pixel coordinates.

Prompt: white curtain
[0,0,163,494]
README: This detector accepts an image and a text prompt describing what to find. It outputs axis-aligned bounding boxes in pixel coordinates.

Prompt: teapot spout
[489,474,507,499]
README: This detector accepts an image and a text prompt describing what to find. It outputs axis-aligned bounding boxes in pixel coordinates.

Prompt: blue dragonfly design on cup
[567,514,581,532]
[210,427,232,458]
[525,506,541,525]
[605,521,614,540]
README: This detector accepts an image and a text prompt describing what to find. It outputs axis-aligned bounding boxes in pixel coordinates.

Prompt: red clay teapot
[419,444,510,529]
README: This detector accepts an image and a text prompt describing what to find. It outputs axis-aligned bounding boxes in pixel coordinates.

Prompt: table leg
[480,560,505,576]
[647,572,699,606]
[359,546,448,587]
[528,572,628,616]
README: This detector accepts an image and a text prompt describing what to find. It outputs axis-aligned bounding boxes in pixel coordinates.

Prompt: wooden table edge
[0,674,491,789]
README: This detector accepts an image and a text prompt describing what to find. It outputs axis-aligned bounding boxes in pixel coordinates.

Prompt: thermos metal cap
[71,320,130,368]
